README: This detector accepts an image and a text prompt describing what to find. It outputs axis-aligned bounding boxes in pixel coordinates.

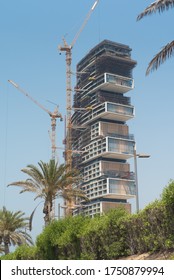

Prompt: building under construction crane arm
[8,80,63,160]
[59,0,99,171]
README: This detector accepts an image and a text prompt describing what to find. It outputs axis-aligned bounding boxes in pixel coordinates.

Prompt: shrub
[36,215,90,259]
[0,245,38,260]
[80,207,128,259]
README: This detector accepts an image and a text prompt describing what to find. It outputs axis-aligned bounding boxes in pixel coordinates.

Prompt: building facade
[71,40,137,216]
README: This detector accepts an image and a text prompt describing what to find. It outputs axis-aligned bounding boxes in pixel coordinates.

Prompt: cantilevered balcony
[107,178,136,199]
[78,102,134,126]
[83,136,134,162]
[81,177,135,201]
[101,170,135,180]
[92,102,134,122]
[80,72,134,95]
[106,136,134,159]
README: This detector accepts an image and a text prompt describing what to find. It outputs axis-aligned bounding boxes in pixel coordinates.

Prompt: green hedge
[35,207,129,260]
[36,215,91,259]
[2,180,174,260]
[0,245,38,260]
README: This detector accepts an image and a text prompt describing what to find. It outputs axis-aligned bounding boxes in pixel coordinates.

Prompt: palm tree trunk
[43,200,52,226]
[65,199,74,216]
[4,242,9,255]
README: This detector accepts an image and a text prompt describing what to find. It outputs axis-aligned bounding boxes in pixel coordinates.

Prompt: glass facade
[108,137,134,155]
[109,179,136,196]
[105,73,134,89]
[107,103,134,117]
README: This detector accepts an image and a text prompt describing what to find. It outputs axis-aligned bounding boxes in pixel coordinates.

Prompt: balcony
[83,136,134,162]
[106,102,134,121]
[105,136,134,160]
[92,102,134,122]
[101,170,135,180]
[81,177,135,201]
[107,178,136,199]
[105,73,134,93]
[78,102,134,126]
[80,72,134,95]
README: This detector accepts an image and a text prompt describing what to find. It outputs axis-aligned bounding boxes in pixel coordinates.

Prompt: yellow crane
[58,0,99,170]
[8,80,63,160]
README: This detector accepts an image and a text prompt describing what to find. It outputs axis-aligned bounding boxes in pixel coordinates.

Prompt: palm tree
[137,0,174,75]
[8,159,87,226]
[0,207,33,255]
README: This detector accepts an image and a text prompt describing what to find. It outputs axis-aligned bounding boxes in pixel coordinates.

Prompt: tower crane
[8,80,63,160]
[58,0,99,171]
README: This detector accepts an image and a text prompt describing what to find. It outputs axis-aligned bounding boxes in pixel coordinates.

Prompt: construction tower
[59,1,99,171]
[71,40,137,216]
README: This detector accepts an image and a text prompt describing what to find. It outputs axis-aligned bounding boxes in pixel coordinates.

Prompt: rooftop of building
[77,39,137,70]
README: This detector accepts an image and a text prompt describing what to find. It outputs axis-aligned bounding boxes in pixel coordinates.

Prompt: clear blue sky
[0,0,174,241]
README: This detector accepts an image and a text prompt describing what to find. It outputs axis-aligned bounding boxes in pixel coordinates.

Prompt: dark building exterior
[71,40,137,216]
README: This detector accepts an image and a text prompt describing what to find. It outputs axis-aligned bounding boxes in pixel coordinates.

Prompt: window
[109,179,135,195]
[108,138,134,154]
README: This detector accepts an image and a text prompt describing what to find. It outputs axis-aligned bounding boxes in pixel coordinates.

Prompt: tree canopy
[8,159,87,225]
[0,207,33,255]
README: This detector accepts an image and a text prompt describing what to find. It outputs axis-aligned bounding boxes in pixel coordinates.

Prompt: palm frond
[8,159,86,224]
[22,166,43,183]
[60,187,88,202]
[146,40,174,75]
[137,0,174,20]
[7,180,41,196]
[0,207,33,252]
[29,201,43,231]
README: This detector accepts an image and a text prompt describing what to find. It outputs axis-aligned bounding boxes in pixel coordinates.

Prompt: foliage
[0,245,38,260]
[122,181,174,255]
[8,159,87,225]
[161,179,174,206]
[0,245,5,254]
[80,207,128,259]
[36,207,128,260]
[160,180,174,243]
[80,214,109,260]
[36,181,174,259]
[3,180,174,259]
[36,215,90,259]
[170,254,174,260]
[137,0,174,74]
[124,201,166,254]
[0,207,33,255]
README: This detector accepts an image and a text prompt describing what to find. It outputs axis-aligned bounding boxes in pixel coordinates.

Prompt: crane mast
[8,80,62,160]
[59,41,73,169]
[58,1,99,216]
[59,0,99,171]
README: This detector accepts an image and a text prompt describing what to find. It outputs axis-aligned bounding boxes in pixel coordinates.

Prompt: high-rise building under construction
[71,40,137,216]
